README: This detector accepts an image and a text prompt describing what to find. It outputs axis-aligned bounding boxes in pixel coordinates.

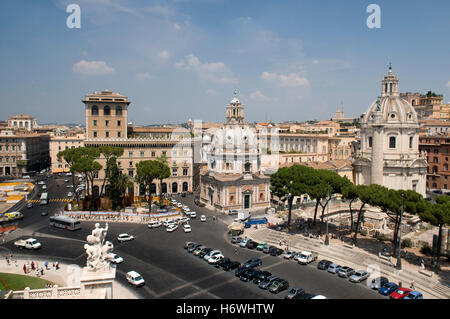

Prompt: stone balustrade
[7,285,83,299]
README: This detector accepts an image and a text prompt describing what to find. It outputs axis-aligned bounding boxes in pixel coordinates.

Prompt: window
[116,106,123,116]
[117,131,121,138]
[389,136,396,149]
[129,161,133,167]
[140,151,144,157]
[151,151,156,157]
[104,105,111,115]
[117,120,121,126]
[434,157,438,163]
[445,164,449,171]
[92,105,99,115]
[409,136,413,148]
[162,151,166,156]
[105,131,109,138]
[128,170,134,177]
[183,168,188,176]
[368,136,373,148]
[172,168,178,176]
[93,120,97,126]
[105,120,109,127]
[93,131,97,138]
[128,151,133,157]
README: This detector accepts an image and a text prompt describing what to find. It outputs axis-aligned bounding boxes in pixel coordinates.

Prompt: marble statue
[84,223,114,271]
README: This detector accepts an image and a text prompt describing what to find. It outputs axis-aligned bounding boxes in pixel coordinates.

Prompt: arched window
[389,136,396,149]
[182,182,188,192]
[161,183,167,194]
[92,105,99,115]
[172,182,178,193]
[116,106,123,116]
[104,105,111,116]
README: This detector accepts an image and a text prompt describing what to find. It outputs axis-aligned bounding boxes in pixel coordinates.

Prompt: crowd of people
[4,253,60,280]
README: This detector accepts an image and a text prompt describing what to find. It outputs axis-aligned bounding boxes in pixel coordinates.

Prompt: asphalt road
[1,176,386,299]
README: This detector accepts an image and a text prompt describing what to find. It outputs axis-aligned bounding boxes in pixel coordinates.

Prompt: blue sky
[0,0,449,125]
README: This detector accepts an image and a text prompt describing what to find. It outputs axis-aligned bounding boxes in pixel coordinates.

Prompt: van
[126,271,145,287]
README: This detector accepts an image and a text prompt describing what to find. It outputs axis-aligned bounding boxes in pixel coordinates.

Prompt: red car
[390,287,413,299]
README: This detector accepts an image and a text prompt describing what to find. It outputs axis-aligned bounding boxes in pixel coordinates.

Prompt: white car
[208,254,224,264]
[117,233,134,242]
[166,224,178,232]
[163,220,177,228]
[171,199,177,204]
[126,271,145,287]
[310,295,327,299]
[182,224,191,233]
[177,203,183,208]
[178,217,190,224]
[38,181,45,185]
[108,253,124,264]
[200,215,206,222]
[203,250,222,261]
[42,185,47,190]
[190,212,197,218]
[148,221,162,228]
[67,192,74,197]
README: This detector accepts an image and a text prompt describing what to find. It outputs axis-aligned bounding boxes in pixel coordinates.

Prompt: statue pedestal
[80,265,116,299]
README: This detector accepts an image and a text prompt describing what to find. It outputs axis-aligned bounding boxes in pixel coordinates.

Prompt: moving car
[243,258,262,268]
[269,279,289,293]
[117,233,134,242]
[379,282,399,296]
[41,211,48,216]
[317,259,333,270]
[370,276,389,290]
[108,253,124,264]
[337,266,355,278]
[27,202,33,209]
[190,211,197,218]
[349,270,370,283]
[126,271,145,287]
[14,238,42,250]
[163,219,177,227]
[67,192,74,197]
[403,291,424,299]
[200,215,206,222]
[285,287,305,299]
[167,224,178,232]
[327,263,342,274]
[390,287,413,299]
[148,221,162,228]
[182,224,191,233]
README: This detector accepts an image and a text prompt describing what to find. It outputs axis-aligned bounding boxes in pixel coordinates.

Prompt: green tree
[97,146,124,197]
[135,160,160,211]
[155,156,171,207]
[419,196,450,271]
[342,184,359,233]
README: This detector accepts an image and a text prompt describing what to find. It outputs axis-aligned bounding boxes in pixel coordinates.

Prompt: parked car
[258,275,280,290]
[310,295,327,299]
[203,250,222,261]
[215,257,231,268]
[235,267,249,277]
[403,291,424,299]
[269,279,289,293]
[327,263,342,274]
[126,271,145,287]
[189,244,203,253]
[370,276,389,290]
[148,221,162,228]
[193,246,206,256]
[41,211,48,216]
[222,261,241,271]
[246,240,258,249]
[239,238,250,248]
[163,219,177,227]
[337,266,355,278]
[117,233,134,242]
[208,254,224,265]
[240,268,261,282]
[228,209,239,215]
[317,259,333,270]
[190,212,197,218]
[166,224,178,232]
[349,270,370,283]
[390,287,413,299]
[243,258,262,268]
[198,248,213,258]
[108,253,124,264]
[263,245,275,254]
[200,215,206,222]
[297,293,315,299]
[379,282,399,296]
[270,248,284,256]
[256,242,267,251]
[182,224,191,233]
[231,236,242,244]
[285,287,305,299]
[293,252,302,261]
[184,241,195,249]
[252,271,272,285]
[283,251,296,259]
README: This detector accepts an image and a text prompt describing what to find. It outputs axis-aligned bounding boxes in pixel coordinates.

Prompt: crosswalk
[27,199,72,203]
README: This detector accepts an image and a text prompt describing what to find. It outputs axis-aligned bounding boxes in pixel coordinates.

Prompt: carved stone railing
[9,285,82,299]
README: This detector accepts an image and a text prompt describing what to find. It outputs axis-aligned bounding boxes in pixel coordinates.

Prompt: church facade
[199,93,271,212]
[352,67,428,196]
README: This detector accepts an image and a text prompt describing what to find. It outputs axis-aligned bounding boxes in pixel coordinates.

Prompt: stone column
[371,123,384,185]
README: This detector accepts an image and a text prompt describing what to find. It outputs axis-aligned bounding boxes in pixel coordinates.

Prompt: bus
[49,215,81,231]
[40,192,48,205]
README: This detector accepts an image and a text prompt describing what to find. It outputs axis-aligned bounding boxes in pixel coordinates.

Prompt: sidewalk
[0,257,139,299]
[245,226,450,300]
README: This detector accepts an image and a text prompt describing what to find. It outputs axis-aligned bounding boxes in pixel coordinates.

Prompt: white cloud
[176,54,237,84]
[136,72,151,80]
[261,71,309,88]
[157,50,170,59]
[248,90,269,102]
[72,60,115,75]
[174,23,181,30]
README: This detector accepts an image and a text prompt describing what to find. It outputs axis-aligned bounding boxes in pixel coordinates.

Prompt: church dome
[362,67,419,125]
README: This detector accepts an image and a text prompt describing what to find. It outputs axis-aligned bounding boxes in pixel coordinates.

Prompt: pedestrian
[56,262,59,270]
[23,264,27,274]
[420,260,425,270]
[6,258,10,266]
[45,261,49,270]
[410,280,415,290]
[40,267,44,276]
[31,261,35,270]
[36,270,39,277]
[399,281,402,288]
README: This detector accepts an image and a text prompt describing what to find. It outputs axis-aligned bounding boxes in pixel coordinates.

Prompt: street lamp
[325,183,330,246]
[396,193,404,270]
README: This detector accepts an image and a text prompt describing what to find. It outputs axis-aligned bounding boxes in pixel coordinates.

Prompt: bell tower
[381,65,399,97]
[226,90,244,124]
